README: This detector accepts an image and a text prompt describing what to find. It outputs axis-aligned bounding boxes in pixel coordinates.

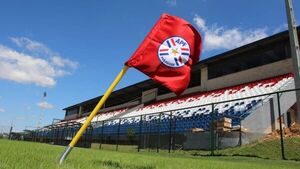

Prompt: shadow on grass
[190,152,299,161]
[94,160,155,169]
[190,152,272,160]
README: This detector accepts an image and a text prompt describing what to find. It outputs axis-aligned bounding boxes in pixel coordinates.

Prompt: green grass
[215,137,300,160]
[94,138,300,161]
[0,139,300,169]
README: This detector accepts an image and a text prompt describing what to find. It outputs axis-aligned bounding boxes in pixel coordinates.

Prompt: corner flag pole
[59,65,129,164]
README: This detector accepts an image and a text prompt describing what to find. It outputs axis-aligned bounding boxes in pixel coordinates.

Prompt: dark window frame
[208,42,289,79]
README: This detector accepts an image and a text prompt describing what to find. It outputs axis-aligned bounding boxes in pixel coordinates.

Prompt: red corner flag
[125,13,202,95]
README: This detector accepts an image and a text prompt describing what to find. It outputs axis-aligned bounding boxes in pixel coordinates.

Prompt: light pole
[285,0,300,124]
[8,121,13,139]
[37,92,47,128]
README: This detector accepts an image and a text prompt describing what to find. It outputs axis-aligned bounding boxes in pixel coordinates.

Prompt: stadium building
[31,28,300,150]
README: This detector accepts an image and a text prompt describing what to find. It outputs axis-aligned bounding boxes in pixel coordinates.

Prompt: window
[65,108,78,116]
[188,70,201,88]
[208,42,289,79]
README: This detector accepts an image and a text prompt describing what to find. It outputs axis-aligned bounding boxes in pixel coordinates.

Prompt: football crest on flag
[158,37,190,68]
[125,13,202,96]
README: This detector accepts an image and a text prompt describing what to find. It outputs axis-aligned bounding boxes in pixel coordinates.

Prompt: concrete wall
[183,132,211,150]
[206,59,293,91]
[241,81,296,144]
[183,131,245,150]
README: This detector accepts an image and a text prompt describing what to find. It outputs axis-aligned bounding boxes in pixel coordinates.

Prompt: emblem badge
[158,37,190,68]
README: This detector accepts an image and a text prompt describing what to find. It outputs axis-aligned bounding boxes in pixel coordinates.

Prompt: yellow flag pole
[59,66,129,164]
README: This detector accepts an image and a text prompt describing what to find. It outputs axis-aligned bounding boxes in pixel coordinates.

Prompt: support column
[200,66,208,91]
[78,106,83,117]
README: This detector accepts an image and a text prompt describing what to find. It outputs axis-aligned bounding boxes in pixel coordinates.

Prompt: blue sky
[0,0,299,131]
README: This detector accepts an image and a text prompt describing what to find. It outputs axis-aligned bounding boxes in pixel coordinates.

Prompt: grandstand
[28,28,300,150]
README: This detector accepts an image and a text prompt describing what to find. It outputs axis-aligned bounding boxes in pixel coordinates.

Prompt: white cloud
[10,37,50,55]
[51,56,78,69]
[193,16,207,31]
[0,45,56,86]
[166,0,176,7]
[273,23,288,34]
[10,37,78,69]
[37,101,53,109]
[0,108,5,113]
[193,15,268,51]
[0,37,78,87]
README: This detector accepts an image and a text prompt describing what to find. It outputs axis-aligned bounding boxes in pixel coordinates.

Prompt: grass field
[0,139,300,169]
[93,138,300,161]
[216,137,300,160]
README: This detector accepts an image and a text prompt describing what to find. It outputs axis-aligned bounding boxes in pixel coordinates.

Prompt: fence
[26,89,300,160]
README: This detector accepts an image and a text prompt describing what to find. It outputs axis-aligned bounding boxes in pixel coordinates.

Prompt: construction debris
[264,124,300,140]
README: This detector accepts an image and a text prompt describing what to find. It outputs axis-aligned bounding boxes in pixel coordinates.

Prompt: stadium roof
[63,27,300,111]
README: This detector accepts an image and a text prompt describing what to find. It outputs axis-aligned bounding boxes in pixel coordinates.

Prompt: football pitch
[0,139,299,169]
